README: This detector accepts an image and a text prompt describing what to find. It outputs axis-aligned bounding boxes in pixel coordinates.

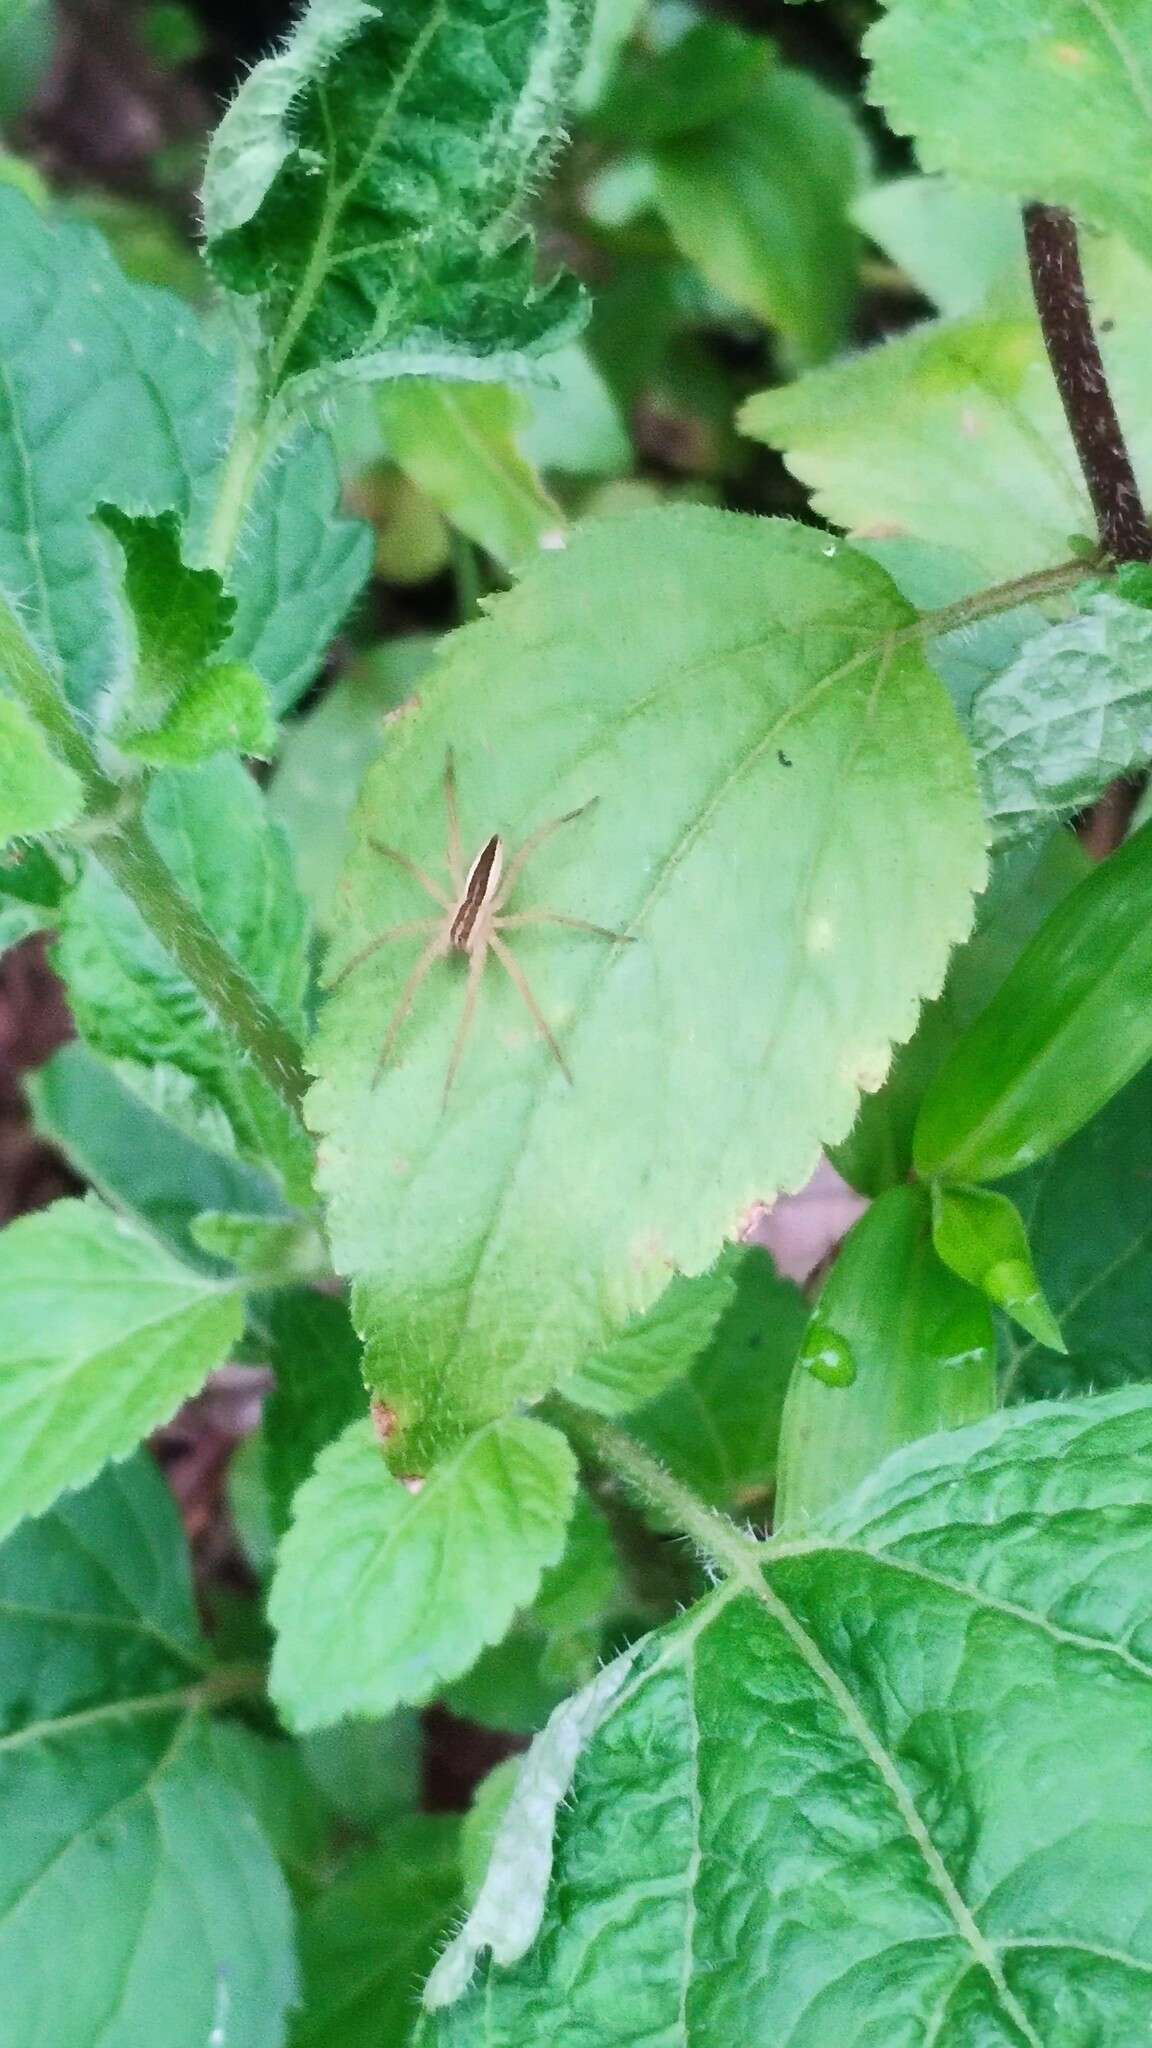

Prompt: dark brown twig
[1024,203,1152,564]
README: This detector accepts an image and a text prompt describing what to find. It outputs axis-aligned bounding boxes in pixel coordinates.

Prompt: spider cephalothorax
[332,753,633,1099]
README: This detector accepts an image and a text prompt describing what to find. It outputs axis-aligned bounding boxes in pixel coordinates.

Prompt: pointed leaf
[202,0,589,397]
[0,1196,242,1538]
[0,693,82,843]
[867,0,1152,269]
[932,1182,1065,1351]
[310,509,986,1468]
[0,1457,295,2046]
[425,1388,1152,2042]
[1002,1062,1152,1404]
[268,1414,579,1731]
[628,1242,807,1508]
[915,818,1152,1183]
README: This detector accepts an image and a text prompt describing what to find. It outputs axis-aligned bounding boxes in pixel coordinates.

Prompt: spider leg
[329,918,442,989]
[490,933,573,1085]
[443,749,465,895]
[373,931,450,1084]
[368,838,452,910]
[496,798,598,910]
[497,908,635,943]
[442,940,488,1106]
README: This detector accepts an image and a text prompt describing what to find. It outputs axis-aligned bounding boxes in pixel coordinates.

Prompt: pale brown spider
[333,753,633,1099]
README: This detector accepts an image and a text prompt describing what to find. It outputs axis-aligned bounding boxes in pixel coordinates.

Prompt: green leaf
[1002,1062,1152,1404]
[56,756,312,1194]
[263,1289,367,1536]
[834,829,1090,1197]
[775,1183,995,1530]
[96,506,276,763]
[853,173,1023,317]
[0,1196,242,1538]
[425,1388,1152,2042]
[517,341,630,478]
[270,635,436,923]
[741,234,1152,582]
[974,594,1152,844]
[202,0,589,399]
[310,509,986,1468]
[460,1758,520,1901]
[0,837,71,954]
[189,1209,327,1281]
[0,0,55,123]
[867,0,1152,269]
[378,381,564,571]
[0,692,82,843]
[915,818,1152,1183]
[0,189,367,718]
[293,1817,461,2048]
[28,1040,288,1264]
[651,63,867,365]
[590,19,771,144]
[268,1414,579,1731]
[628,1242,807,1508]
[574,0,646,110]
[0,1456,296,2045]
[567,1248,740,1414]
[300,1708,422,1828]
[932,1182,1065,1351]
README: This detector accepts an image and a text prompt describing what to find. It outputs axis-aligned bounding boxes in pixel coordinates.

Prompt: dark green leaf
[915,818,1152,1183]
[426,1389,1152,2043]
[1002,1062,1152,1403]
[293,1817,461,2048]
[0,1456,296,2045]
[202,0,589,398]
[28,1040,288,1264]
[628,1243,807,1508]
[263,1289,366,1535]
[590,20,771,144]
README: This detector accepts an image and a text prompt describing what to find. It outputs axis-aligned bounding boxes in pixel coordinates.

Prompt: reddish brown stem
[1024,203,1152,564]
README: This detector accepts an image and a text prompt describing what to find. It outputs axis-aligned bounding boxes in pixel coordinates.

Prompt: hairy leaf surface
[203,0,588,396]
[426,1390,1152,2045]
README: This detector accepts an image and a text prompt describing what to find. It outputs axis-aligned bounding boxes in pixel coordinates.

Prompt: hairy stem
[1024,203,1152,564]
[545,1396,762,1582]
[0,595,311,1124]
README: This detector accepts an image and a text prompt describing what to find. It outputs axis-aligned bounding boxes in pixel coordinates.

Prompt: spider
[332,752,634,1100]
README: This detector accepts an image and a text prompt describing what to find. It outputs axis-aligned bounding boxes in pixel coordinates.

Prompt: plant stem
[0,595,311,1124]
[1023,203,1152,564]
[545,1396,763,1582]
[201,410,271,578]
[917,556,1096,642]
